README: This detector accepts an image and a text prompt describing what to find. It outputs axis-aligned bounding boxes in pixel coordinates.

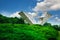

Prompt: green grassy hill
[0,24,58,40]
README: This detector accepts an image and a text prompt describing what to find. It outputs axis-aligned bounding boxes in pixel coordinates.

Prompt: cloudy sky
[0,0,60,25]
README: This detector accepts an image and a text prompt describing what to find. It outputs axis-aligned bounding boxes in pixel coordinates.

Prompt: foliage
[57,31,60,40]
[43,22,51,26]
[0,24,58,40]
[0,14,25,24]
[0,13,59,40]
[52,25,60,31]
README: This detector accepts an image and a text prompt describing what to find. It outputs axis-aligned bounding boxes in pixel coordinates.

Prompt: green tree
[43,22,51,26]
[0,13,25,24]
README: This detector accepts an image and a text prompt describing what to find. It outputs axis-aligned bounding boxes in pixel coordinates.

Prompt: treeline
[43,23,60,31]
[0,14,25,24]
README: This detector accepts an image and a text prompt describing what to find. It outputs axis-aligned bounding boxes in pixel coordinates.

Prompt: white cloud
[33,0,60,12]
[55,17,60,22]
[50,4,60,10]
[28,12,38,17]
[0,11,11,17]
[10,11,21,18]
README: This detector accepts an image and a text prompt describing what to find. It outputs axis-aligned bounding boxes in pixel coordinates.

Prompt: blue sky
[0,0,36,12]
[0,0,60,25]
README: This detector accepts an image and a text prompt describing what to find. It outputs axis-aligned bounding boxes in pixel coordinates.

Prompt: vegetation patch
[0,24,58,40]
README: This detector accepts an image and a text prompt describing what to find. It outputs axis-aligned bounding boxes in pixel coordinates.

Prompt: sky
[0,0,60,25]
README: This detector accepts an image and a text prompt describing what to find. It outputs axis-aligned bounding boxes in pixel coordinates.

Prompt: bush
[0,24,58,40]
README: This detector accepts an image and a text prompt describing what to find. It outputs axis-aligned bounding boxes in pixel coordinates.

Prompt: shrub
[0,24,58,40]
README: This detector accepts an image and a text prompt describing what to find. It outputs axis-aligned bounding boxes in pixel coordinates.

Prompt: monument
[19,12,51,25]
[38,12,51,25]
[19,12,36,24]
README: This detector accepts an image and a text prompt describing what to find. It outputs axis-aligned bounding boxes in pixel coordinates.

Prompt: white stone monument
[19,12,36,24]
[19,12,51,25]
[38,12,51,25]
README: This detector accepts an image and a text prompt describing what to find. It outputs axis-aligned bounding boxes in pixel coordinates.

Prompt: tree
[52,25,60,31]
[0,14,25,24]
[43,22,51,26]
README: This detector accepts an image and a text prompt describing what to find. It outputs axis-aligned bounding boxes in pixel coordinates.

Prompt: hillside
[0,14,60,40]
[0,24,58,40]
